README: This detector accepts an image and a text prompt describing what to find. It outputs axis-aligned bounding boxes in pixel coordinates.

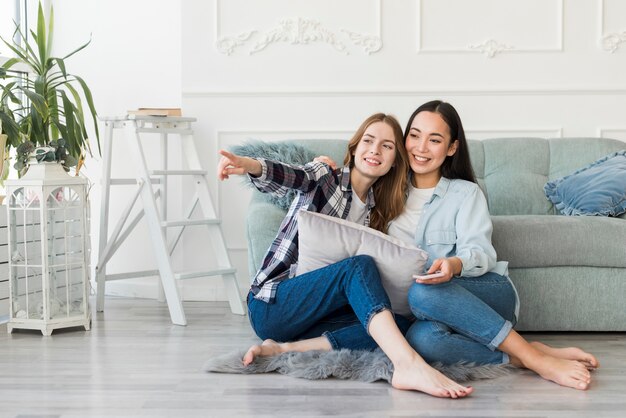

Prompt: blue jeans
[247,255,411,351]
[405,272,518,365]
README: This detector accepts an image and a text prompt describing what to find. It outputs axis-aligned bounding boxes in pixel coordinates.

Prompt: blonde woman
[217,113,473,398]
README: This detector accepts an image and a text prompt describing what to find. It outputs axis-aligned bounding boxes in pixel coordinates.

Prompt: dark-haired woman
[398,100,598,391]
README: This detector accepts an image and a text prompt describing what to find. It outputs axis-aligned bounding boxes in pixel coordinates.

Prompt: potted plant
[0,1,99,176]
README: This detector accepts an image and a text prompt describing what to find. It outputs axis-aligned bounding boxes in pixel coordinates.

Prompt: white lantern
[6,163,91,336]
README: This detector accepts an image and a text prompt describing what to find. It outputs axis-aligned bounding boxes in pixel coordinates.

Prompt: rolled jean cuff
[501,352,510,365]
[323,330,340,350]
[364,303,391,336]
[488,319,513,351]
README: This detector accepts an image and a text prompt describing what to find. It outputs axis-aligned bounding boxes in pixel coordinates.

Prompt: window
[0,0,20,62]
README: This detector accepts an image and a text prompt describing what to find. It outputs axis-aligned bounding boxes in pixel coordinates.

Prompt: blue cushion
[544,150,626,216]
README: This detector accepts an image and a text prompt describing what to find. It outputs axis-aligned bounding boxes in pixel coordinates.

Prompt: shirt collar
[408,173,450,202]
[432,176,450,199]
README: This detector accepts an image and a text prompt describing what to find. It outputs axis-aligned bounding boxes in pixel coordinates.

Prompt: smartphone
[413,271,445,281]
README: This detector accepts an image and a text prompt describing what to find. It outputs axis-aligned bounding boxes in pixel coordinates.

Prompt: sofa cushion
[492,215,626,268]
[548,137,626,180]
[544,150,626,216]
[470,138,553,215]
[296,210,428,317]
[468,137,626,216]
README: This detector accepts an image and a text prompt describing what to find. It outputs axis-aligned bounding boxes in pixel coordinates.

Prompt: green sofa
[245,138,626,331]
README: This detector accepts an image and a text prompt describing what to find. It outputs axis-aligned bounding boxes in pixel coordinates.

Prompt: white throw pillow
[296,210,428,317]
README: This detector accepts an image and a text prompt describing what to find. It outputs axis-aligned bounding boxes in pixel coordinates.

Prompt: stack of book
[127,108,182,117]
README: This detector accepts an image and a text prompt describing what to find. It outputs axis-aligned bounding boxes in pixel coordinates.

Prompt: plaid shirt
[249,158,375,303]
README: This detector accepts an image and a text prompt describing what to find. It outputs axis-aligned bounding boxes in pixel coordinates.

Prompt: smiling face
[351,121,397,182]
[405,111,458,188]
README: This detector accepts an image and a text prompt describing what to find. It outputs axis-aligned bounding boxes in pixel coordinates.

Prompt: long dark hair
[403,100,476,183]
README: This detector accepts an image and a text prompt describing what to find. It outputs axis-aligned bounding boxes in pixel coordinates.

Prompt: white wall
[51,0,182,298]
[181,0,626,301]
[48,0,626,302]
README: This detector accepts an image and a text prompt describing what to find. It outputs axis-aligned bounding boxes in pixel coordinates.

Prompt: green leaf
[64,153,78,167]
[53,58,67,78]
[0,112,20,145]
[74,75,100,154]
[60,91,79,157]
[16,140,35,155]
[21,89,47,119]
[61,35,92,61]
[47,4,54,59]
[0,57,22,71]
[36,2,48,70]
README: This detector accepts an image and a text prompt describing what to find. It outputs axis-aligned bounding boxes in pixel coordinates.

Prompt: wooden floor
[1,297,625,418]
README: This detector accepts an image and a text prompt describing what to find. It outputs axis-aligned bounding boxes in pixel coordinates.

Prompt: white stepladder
[96,116,245,325]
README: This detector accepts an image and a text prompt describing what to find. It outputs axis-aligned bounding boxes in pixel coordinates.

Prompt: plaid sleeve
[249,159,333,196]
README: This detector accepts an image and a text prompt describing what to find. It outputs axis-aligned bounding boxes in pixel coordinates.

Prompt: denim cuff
[501,352,510,365]
[488,319,513,351]
[364,304,391,336]
[323,330,340,350]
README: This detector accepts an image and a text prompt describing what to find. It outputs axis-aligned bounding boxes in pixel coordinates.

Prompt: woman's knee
[346,255,381,284]
[407,281,443,318]
[349,254,376,269]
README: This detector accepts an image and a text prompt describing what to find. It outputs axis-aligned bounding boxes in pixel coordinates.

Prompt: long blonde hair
[343,113,409,233]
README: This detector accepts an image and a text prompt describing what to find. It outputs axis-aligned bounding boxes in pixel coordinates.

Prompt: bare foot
[391,355,473,398]
[242,339,285,366]
[530,341,599,369]
[523,352,592,390]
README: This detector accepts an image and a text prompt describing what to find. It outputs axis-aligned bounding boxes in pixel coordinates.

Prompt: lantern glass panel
[11,266,43,319]
[10,187,41,209]
[48,264,85,319]
[10,207,43,267]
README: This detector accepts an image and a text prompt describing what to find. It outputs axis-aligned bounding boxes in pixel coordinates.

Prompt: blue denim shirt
[413,177,509,277]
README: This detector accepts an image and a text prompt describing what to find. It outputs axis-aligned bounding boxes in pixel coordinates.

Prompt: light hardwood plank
[0,297,624,417]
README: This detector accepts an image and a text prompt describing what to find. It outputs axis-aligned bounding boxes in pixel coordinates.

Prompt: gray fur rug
[204,348,515,383]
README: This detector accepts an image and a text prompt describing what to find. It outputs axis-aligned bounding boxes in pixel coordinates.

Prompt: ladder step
[136,127,194,135]
[175,268,236,280]
[105,270,160,281]
[150,169,207,176]
[161,218,220,227]
[105,268,236,282]
[110,178,161,185]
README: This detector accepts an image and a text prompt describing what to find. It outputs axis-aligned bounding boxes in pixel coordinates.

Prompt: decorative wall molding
[183,87,626,98]
[215,31,255,56]
[341,29,383,55]
[468,39,514,58]
[598,128,626,140]
[214,0,382,55]
[416,0,564,57]
[466,128,563,139]
[600,0,626,53]
[602,32,626,53]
